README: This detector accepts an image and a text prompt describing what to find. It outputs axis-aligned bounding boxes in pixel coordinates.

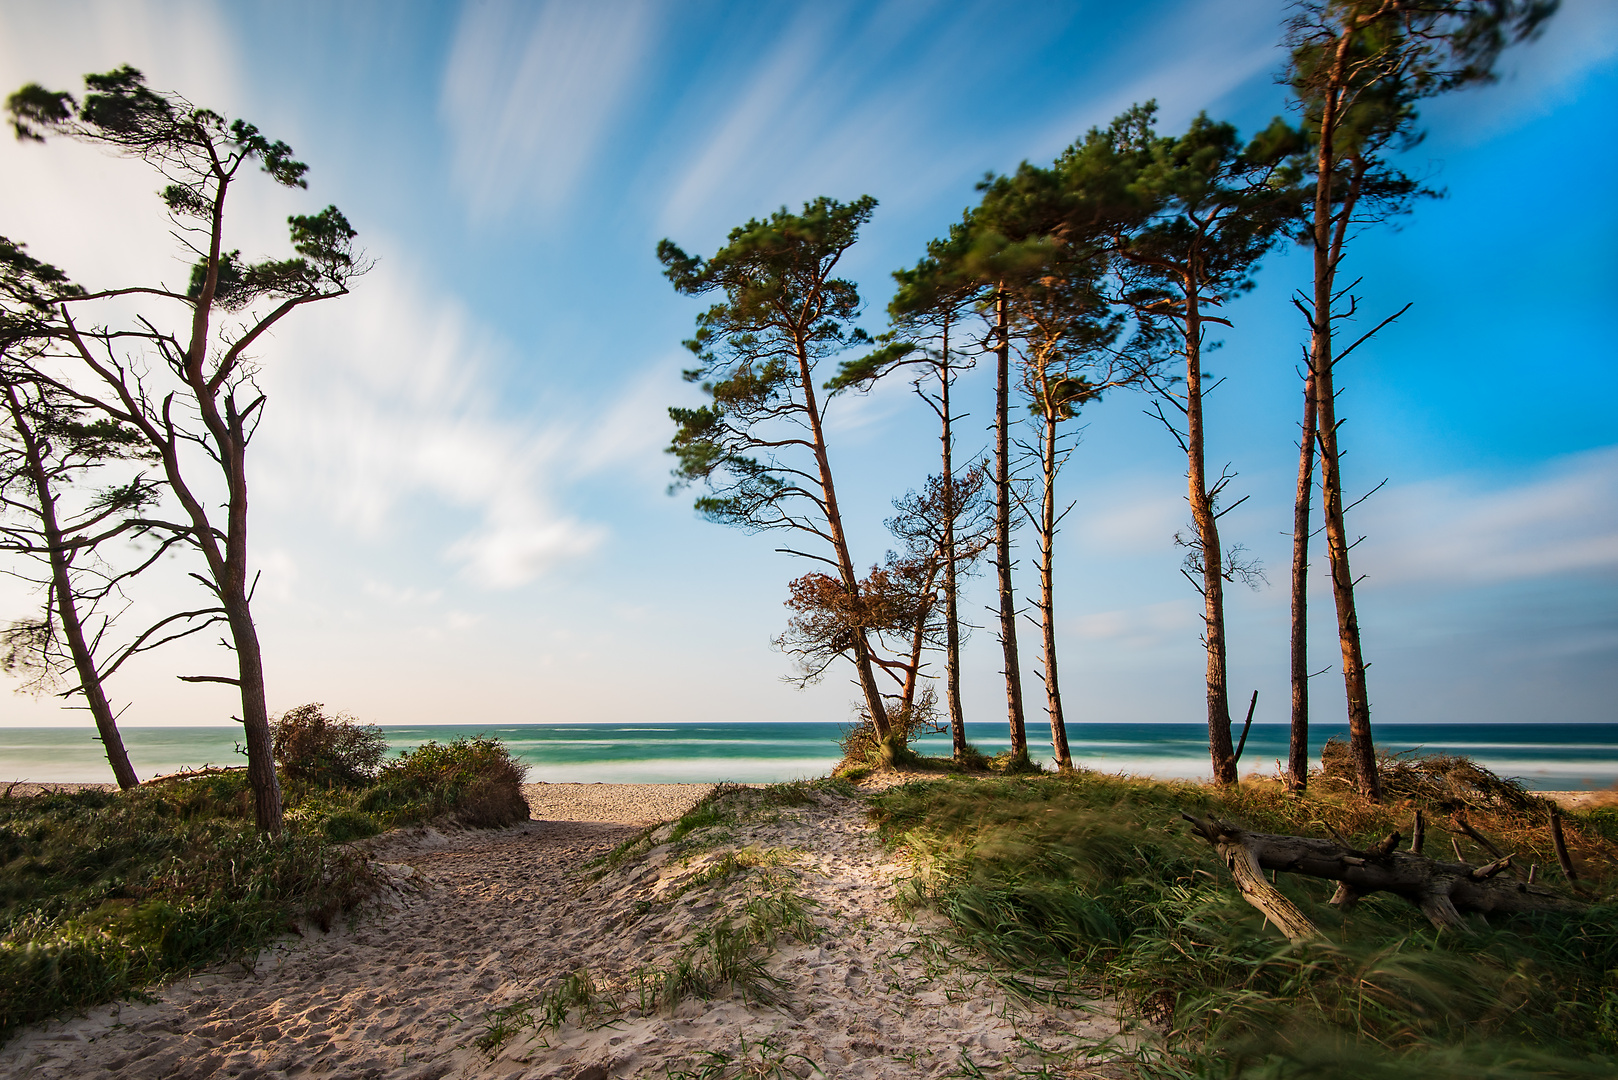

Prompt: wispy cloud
[439,0,655,223]
[1025,0,1286,159]
[258,250,607,589]
[1355,446,1618,588]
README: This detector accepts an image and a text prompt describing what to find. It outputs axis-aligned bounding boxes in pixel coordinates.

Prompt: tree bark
[1310,27,1382,802]
[798,341,892,742]
[993,287,1028,762]
[4,383,139,790]
[1288,368,1317,795]
[1182,814,1585,934]
[938,322,968,761]
[1183,288,1236,785]
[1037,398,1072,770]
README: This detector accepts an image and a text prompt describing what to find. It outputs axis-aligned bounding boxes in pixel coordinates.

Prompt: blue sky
[0,0,1613,733]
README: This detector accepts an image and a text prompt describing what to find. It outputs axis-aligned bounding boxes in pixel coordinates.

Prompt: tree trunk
[1038,406,1072,770]
[798,343,892,741]
[1183,292,1236,785]
[4,383,139,790]
[939,320,968,762]
[993,288,1028,762]
[1183,813,1585,933]
[1311,36,1381,802]
[899,561,938,712]
[1288,368,1317,795]
[178,194,284,834]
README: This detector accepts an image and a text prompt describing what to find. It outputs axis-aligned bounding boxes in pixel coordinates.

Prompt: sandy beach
[0,780,1129,1079]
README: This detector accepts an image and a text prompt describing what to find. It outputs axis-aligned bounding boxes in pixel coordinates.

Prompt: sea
[2,721,1616,791]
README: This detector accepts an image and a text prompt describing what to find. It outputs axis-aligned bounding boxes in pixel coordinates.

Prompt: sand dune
[0,781,1129,1079]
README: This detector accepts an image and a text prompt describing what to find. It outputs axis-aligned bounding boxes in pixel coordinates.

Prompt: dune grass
[870,768,1618,1079]
[1,734,530,1042]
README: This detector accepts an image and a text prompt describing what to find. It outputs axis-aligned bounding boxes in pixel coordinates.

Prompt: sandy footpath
[0,781,1127,1080]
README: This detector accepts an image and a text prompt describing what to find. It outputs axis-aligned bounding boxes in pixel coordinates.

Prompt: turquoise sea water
[2,721,1615,790]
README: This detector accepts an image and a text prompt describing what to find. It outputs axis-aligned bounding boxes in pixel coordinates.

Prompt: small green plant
[665,1033,822,1079]
[320,809,381,842]
[668,785,743,843]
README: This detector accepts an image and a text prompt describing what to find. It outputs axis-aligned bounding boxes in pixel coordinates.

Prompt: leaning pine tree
[659,197,895,742]
[7,67,361,832]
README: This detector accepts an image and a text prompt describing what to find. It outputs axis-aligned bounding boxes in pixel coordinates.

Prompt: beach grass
[869,767,1618,1078]
[0,734,529,1042]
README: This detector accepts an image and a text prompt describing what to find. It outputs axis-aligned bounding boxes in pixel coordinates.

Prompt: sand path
[0,783,1125,1079]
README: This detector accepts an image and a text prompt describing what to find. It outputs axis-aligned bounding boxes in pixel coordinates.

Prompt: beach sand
[0,780,1128,1079]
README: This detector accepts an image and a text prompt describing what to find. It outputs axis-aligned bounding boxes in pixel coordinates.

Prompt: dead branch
[1182,813,1585,936]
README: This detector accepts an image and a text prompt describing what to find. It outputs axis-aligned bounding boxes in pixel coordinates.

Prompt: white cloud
[1075,491,1186,554]
[256,250,608,589]
[440,0,655,223]
[1026,0,1286,160]
[1356,446,1618,588]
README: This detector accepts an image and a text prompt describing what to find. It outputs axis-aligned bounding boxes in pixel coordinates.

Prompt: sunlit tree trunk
[1310,27,1382,802]
[938,320,968,760]
[1288,368,1317,794]
[798,344,892,741]
[992,288,1029,762]
[3,383,139,789]
[1181,285,1237,785]
[1035,400,1072,770]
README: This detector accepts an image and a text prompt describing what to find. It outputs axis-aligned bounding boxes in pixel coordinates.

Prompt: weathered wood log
[1550,805,1579,883]
[1181,813,1586,935]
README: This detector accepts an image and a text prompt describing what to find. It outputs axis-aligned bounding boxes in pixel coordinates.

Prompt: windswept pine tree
[1060,105,1303,784]
[7,67,361,832]
[659,197,898,741]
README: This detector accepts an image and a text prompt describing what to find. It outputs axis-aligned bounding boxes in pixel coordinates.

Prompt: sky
[0,0,1613,734]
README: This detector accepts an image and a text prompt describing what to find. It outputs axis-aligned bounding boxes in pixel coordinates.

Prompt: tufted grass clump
[3,733,533,1045]
[872,771,1618,1078]
[0,779,376,1042]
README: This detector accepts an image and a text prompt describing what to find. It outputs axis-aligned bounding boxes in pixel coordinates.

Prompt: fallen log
[1181,813,1586,938]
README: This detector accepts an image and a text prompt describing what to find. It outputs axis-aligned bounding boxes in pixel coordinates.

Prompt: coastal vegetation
[873,762,1618,1076]
[0,713,527,1040]
[662,0,1560,796]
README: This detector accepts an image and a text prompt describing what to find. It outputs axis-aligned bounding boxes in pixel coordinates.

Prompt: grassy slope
[870,770,1618,1079]
[0,735,530,1041]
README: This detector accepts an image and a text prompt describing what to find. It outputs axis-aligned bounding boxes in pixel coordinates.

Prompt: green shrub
[838,687,944,770]
[272,703,387,786]
[360,736,529,828]
[320,810,381,842]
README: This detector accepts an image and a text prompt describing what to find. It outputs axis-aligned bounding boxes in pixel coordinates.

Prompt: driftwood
[1182,813,1586,939]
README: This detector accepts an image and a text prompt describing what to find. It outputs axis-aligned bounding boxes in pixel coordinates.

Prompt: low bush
[360,736,529,828]
[272,703,387,787]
